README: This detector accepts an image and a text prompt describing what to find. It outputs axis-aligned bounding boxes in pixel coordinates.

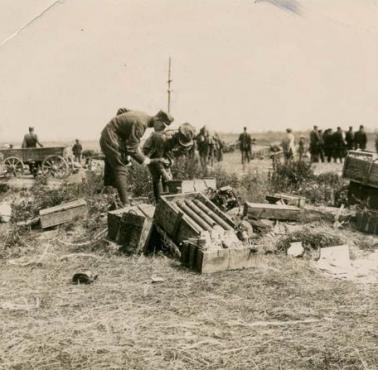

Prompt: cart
[0,147,71,178]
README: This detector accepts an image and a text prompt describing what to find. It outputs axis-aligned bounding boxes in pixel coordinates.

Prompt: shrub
[271,161,315,192]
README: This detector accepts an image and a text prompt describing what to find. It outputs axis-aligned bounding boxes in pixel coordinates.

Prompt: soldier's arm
[36,135,43,147]
[125,121,147,164]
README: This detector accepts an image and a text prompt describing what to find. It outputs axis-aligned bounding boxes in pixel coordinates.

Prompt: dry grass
[0,226,377,370]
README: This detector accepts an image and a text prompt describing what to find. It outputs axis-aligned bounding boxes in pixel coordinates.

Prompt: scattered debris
[166,178,216,194]
[0,202,12,223]
[209,186,240,212]
[39,199,88,229]
[316,245,351,276]
[287,242,304,257]
[72,271,98,285]
[151,275,165,284]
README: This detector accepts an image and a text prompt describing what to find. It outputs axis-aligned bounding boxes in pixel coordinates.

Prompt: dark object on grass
[72,271,98,285]
[209,186,240,212]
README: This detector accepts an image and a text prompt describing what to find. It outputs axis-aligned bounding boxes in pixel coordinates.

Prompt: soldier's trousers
[100,137,129,205]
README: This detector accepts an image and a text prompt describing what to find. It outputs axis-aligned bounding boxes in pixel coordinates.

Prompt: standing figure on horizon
[239,126,252,166]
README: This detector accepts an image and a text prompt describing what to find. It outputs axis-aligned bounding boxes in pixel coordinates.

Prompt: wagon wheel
[4,157,24,177]
[42,155,70,179]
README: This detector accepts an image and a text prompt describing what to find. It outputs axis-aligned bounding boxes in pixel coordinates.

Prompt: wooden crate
[343,151,378,188]
[244,202,302,221]
[107,204,155,245]
[181,242,259,274]
[39,199,87,229]
[154,192,235,246]
[117,211,153,254]
[166,178,216,194]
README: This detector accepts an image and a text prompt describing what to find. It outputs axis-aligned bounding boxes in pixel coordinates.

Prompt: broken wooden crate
[154,192,257,273]
[343,151,378,188]
[266,193,306,208]
[166,178,216,194]
[40,199,87,229]
[244,202,302,222]
[355,209,378,235]
[107,204,155,254]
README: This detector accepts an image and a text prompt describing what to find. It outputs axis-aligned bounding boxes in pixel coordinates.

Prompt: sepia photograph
[0,0,377,369]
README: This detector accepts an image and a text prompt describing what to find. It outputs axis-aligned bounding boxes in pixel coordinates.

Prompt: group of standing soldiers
[309,125,368,163]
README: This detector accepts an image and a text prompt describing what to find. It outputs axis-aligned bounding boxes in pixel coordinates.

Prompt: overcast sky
[0,0,378,141]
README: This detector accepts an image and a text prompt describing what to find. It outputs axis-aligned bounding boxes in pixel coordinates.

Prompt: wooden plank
[154,197,201,244]
[244,202,301,221]
[266,193,306,208]
[39,199,87,229]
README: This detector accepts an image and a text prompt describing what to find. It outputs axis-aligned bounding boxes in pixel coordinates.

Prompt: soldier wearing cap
[143,123,195,201]
[100,109,173,205]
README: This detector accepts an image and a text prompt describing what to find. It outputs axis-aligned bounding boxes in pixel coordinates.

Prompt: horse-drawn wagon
[0,146,71,178]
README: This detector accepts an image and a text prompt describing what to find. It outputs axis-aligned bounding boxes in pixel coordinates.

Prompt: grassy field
[0,146,377,369]
[0,225,377,370]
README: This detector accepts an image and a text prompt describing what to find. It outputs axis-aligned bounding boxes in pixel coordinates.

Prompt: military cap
[155,110,174,126]
[178,123,195,147]
[116,107,129,115]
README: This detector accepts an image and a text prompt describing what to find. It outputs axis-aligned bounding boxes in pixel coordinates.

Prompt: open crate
[154,192,257,273]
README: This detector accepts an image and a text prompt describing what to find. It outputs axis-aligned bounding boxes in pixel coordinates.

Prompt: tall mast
[167,57,172,113]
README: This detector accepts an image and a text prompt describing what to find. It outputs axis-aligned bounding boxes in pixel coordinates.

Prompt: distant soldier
[332,127,346,163]
[22,126,43,149]
[22,126,43,176]
[318,129,325,163]
[143,123,195,201]
[281,128,296,163]
[309,125,321,162]
[375,133,378,154]
[196,126,211,174]
[72,139,83,163]
[100,109,173,205]
[323,128,334,163]
[298,136,306,161]
[213,132,224,162]
[239,126,252,165]
[354,125,367,150]
[345,126,355,151]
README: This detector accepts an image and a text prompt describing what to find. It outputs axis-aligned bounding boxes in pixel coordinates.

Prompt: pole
[167,57,172,113]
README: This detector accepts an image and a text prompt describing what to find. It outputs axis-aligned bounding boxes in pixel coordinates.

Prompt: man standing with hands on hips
[100,109,174,205]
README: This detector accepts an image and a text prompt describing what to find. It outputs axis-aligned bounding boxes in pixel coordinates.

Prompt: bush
[271,161,315,192]
[276,227,344,253]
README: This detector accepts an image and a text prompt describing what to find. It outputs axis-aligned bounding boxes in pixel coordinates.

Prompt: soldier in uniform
[345,126,355,151]
[72,139,83,163]
[100,109,173,205]
[238,126,252,165]
[143,123,196,202]
[22,127,44,176]
[323,129,334,163]
[196,126,211,174]
[354,125,367,150]
[309,125,321,162]
[332,127,346,163]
